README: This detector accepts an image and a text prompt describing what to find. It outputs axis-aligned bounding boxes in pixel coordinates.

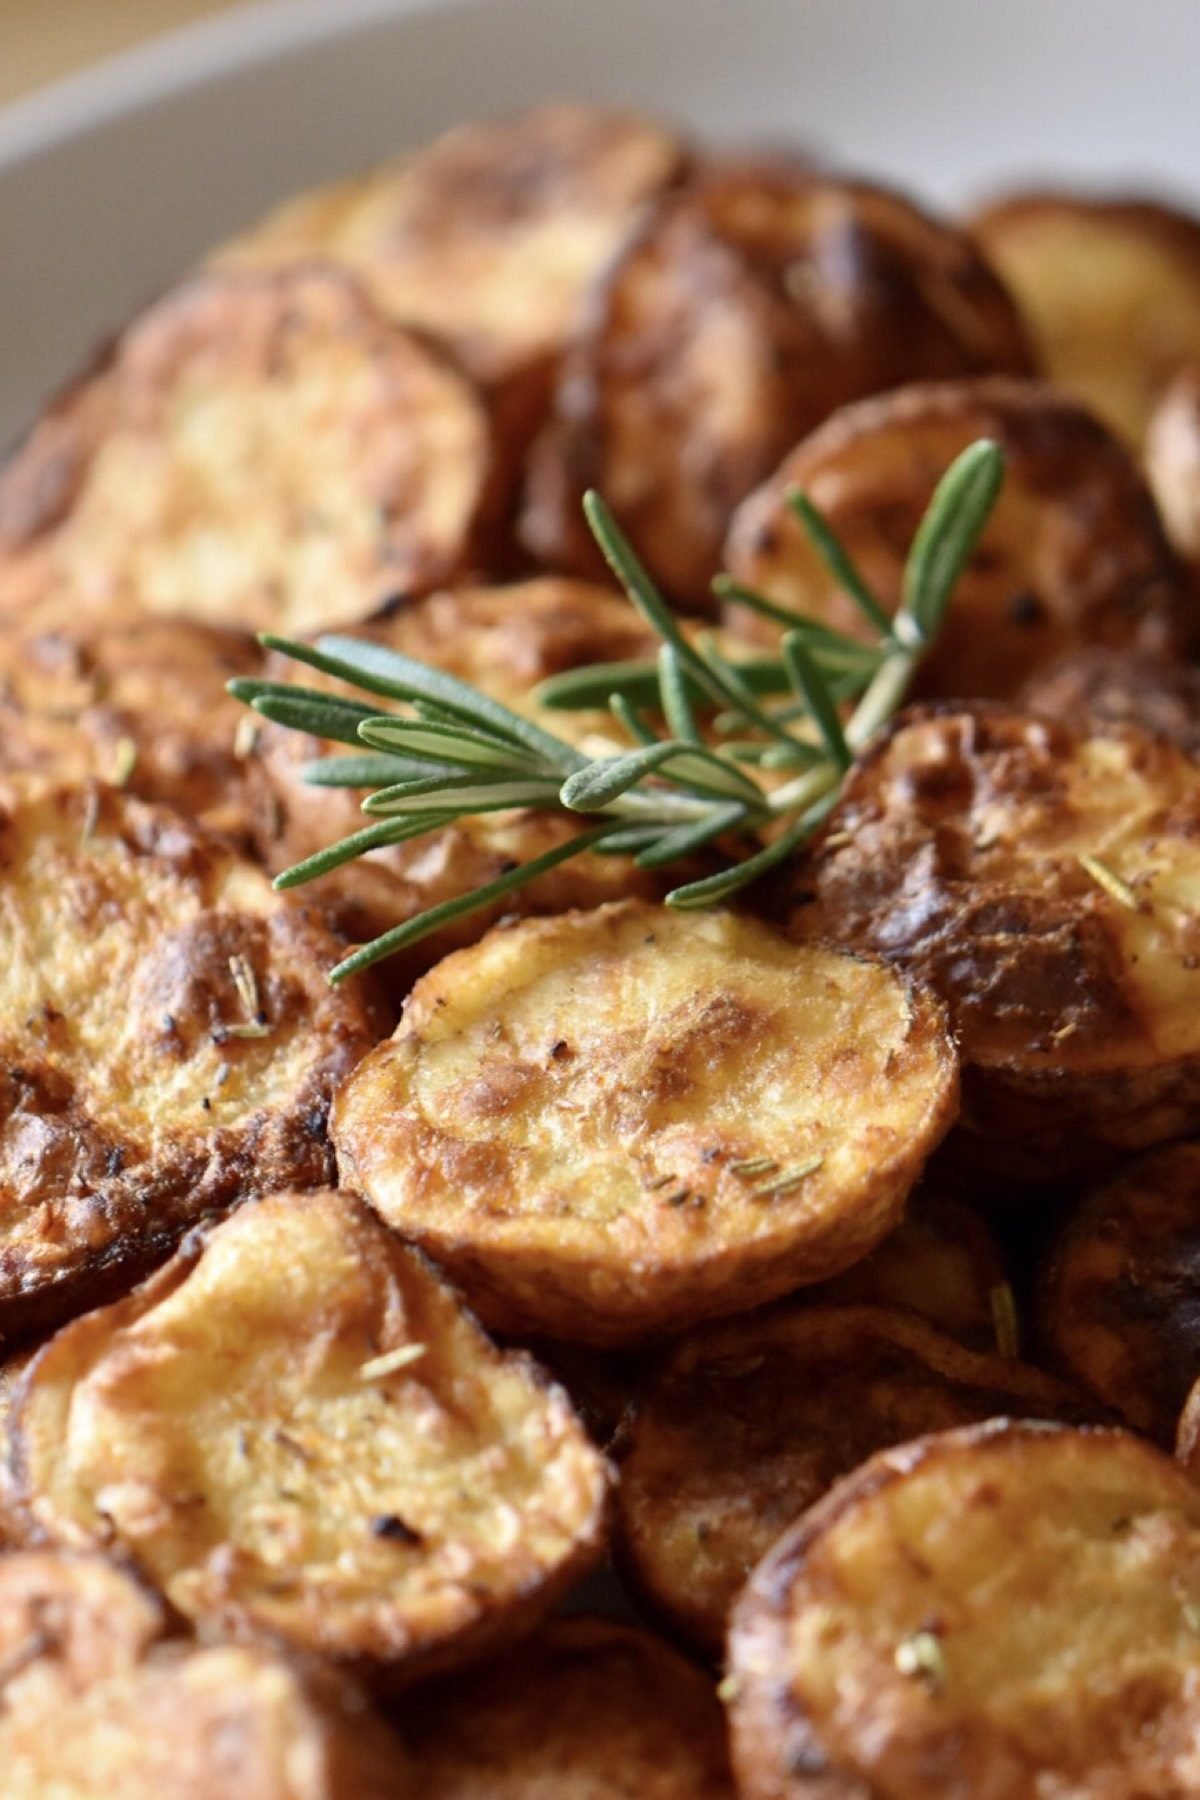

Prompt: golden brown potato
[333,900,959,1345]
[0,781,382,1337]
[722,378,1189,697]
[0,265,494,633]
[1146,366,1200,562]
[1037,1143,1200,1445]
[0,1551,412,1798]
[521,168,1031,605]
[616,1304,1098,1656]
[797,706,1200,1180]
[0,611,263,844]
[971,191,1200,443]
[811,1186,1009,1352]
[391,1616,734,1797]
[252,579,668,988]
[728,1421,1200,1799]
[8,1188,609,1684]
[1021,645,1200,758]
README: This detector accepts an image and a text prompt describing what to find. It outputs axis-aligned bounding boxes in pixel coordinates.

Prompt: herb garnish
[230,441,1003,980]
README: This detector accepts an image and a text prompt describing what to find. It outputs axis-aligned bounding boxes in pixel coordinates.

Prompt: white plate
[1,0,1199,445]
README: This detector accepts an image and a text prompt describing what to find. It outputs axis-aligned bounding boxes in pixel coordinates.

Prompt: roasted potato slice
[811,1186,1009,1352]
[0,265,494,633]
[520,168,1031,603]
[729,1421,1200,1798]
[253,579,668,988]
[1146,366,1200,562]
[971,191,1200,443]
[391,1615,733,1797]
[723,378,1189,696]
[0,781,382,1336]
[797,707,1200,1179]
[0,611,263,843]
[616,1304,1097,1655]
[8,1188,609,1683]
[1037,1142,1200,1445]
[0,1551,411,1798]
[1021,645,1200,757]
[333,900,959,1345]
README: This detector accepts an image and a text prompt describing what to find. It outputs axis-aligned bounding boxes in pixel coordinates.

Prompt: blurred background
[0,0,242,102]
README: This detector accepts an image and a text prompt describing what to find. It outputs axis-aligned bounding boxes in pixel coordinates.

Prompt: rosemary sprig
[230,440,1003,980]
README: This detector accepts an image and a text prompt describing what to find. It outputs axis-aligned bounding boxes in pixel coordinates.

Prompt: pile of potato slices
[9,99,1200,1795]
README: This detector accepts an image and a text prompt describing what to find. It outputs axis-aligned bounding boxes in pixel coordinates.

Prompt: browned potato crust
[1146,366,1200,561]
[0,611,263,843]
[391,1615,734,1796]
[0,781,382,1337]
[796,706,1200,1179]
[723,378,1189,696]
[8,1188,609,1683]
[1021,646,1200,757]
[0,1551,412,1798]
[728,1421,1200,1799]
[333,900,959,1345]
[811,1187,1008,1351]
[971,191,1200,443]
[521,169,1031,605]
[0,265,494,633]
[616,1304,1097,1655]
[253,579,669,987]
[1037,1142,1200,1444]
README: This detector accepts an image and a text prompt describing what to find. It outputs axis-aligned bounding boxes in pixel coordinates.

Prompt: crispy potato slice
[8,1188,609,1683]
[333,900,959,1345]
[0,1551,411,1798]
[722,378,1189,697]
[616,1304,1097,1655]
[253,579,668,990]
[811,1187,1009,1352]
[1146,366,1200,562]
[1022,646,1200,757]
[519,168,1031,603]
[728,1422,1200,1799]
[0,265,494,633]
[0,611,263,843]
[391,1615,733,1797]
[1037,1143,1200,1444]
[971,191,1200,443]
[0,781,381,1336]
[797,707,1200,1179]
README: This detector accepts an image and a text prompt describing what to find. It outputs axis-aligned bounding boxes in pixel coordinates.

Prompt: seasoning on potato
[797,706,1200,1179]
[728,1421,1200,1799]
[0,1550,412,1798]
[521,167,1031,604]
[0,265,495,633]
[333,899,959,1344]
[1037,1142,1200,1445]
[0,781,382,1338]
[722,377,1190,697]
[616,1303,1097,1655]
[391,1616,734,1798]
[7,1188,610,1684]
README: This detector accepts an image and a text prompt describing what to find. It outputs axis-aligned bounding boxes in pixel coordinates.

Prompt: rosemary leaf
[633,801,750,868]
[658,643,703,745]
[303,753,452,788]
[610,694,661,746]
[782,633,851,771]
[901,439,1004,642]
[787,489,893,636]
[273,816,455,888]
[364,777,562,817]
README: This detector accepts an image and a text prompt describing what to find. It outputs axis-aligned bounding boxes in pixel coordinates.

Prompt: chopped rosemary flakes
[80,790,100,844]
[360,1343,427,1382]
[716,1674,741,1704]
[226,953,270,1038]
[234,713,261,759]
[109,737,138,788]
[731,1157,779,1177]
[753,1156,824,1197]
[1051,1021,1079,1043]
[990,1282,1021,1359]
[894,1630,946,1687]
[645,1173,675,1191]
[1184,1601,1200,1636]
[1077,853,1139,912]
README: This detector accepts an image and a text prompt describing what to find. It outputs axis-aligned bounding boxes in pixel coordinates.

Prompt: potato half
[616,1304,1096,1655]
[971,191,1200,444]
[333,900,959,1344]
[521,169,1031,605]
[1021,646,1200,758]
[0,265,494,633]
[722,378,1189,697]
[1037,1142,1200,1445]
[0,782,382,1337]
[728,1421,1200,1798]
[0,1551,411,1798]
[0,611,263,844]
[7,1188,609,1683]
[798,707,1200,1179]
[391,1616,734,1798]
